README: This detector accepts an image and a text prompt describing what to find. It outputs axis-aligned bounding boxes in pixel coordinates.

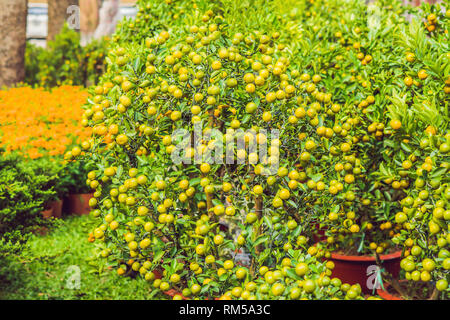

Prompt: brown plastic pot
[327,250,402,294]
[66,193,94,215]
[49,199,63,218]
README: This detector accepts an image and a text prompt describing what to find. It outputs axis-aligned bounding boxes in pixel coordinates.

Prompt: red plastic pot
[377,279,438,300]
[66,193,94,215]
[377,280,406,300]
[327,250,402,294]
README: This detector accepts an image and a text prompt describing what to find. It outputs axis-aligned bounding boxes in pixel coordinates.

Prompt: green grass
[0,215,167,300]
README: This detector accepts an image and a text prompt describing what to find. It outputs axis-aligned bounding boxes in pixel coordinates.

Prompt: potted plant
[376,280,446,300]
[384,122,450,299]
[47,158,68,219]
[315,157,405,294]
[67,0,448,300]
[68,7,371,300]
[60,160,94,215]
[370,13,450,297]
[308,1,449,295]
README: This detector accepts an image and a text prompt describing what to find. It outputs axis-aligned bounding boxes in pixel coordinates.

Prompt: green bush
[25,24,109,88]
[0,150,58,252]
[59,160,95,195]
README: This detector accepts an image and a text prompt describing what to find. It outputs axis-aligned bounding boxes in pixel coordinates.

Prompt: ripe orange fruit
[418,69,428,80]
[404,76,413,86]
[390,119,401,130]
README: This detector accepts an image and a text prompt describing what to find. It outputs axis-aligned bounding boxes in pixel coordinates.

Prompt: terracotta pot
[377,280,406,300]
[41,207,53,219]
[327,250,402,294]
[66,193,94,215]
[49,199,63,218]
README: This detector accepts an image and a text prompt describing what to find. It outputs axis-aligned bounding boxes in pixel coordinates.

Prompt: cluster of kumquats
[0,86,91,159]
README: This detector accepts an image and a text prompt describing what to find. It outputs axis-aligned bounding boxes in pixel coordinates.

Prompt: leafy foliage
[0,215,167,300]
[0,150,57,253]
[25,24,109,88]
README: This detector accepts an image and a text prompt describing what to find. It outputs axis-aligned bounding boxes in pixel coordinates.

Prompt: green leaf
[292,225,302,238]
[116,165,123,178]
[253,235,269,247]
[189,177,201,186]
[430,167,447,179]
[152,250,164,264]
[263,216,273,230]
[400,142,412,154]
[310,173,323,182]
[286,268,301,281]
[287,200,298,209]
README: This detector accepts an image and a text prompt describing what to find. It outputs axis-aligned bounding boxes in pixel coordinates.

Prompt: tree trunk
[0,0,28,87]
[80,0,100,45]
[47,0,79,42]
[93,0,119,38]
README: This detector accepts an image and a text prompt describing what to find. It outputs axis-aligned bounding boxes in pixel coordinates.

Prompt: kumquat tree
[0,0,448,303]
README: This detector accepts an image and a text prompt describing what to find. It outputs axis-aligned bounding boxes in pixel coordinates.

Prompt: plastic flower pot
[327,250,402,294]
[377,280,436,300]
[49,199,63,218]
[377,280,405,300]
[66,193,94,215]
[41,207,53,219]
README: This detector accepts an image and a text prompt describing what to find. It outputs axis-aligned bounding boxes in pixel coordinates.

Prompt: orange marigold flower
[0,86,88,159]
